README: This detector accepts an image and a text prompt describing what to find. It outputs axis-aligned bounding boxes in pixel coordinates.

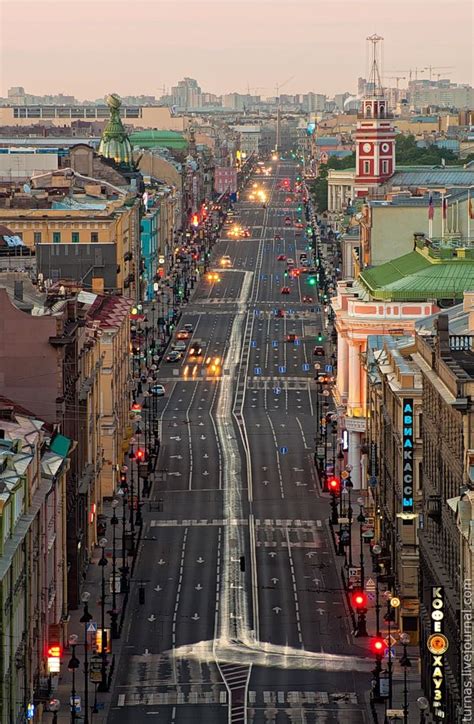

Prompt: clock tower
[354,35,396,198]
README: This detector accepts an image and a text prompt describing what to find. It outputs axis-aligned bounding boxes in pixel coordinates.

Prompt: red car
[276,309,285,318]
[284,217,292,226]
[302,295,313,303]
[277,254,287,261]
[281,286,291,295]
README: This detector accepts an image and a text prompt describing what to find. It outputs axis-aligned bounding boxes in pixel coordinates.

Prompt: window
[91,232,99,243]
[34,232,42,244]
[382,160,389,175]
[363,160,370,174]
[53,232,61,244]
[72,232,80,243]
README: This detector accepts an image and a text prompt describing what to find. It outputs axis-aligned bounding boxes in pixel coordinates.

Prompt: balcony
[427,494,442,521]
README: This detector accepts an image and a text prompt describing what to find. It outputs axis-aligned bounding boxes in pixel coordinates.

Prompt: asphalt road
[110,161,373,723]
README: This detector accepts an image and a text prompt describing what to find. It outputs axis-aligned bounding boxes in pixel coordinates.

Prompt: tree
[395,133,460,166]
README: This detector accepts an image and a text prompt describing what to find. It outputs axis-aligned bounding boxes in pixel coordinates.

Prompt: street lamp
[118,473,129,594]
[343,469,354,567]
[110,500,119,639]
[383,590,401,708]
[416,697,429,724]
[67,634,80,723]
[97,537,108,693]
[79,592,92,723]
[399,632,412,724]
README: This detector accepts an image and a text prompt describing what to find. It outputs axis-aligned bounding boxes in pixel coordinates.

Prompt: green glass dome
[98,94,133,167]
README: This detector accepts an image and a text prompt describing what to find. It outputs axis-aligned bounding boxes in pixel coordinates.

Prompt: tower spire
[366,33,384,97]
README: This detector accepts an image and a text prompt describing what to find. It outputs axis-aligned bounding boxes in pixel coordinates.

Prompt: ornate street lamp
[79,592,92,723]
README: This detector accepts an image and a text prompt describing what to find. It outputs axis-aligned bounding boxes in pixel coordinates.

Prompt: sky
[0,0,472,100]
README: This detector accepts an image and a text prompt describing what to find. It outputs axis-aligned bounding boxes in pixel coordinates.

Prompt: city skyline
[0,0,472,100]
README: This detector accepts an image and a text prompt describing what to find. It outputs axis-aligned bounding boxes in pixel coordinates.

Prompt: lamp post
[344,470,354,567]
[79,592,92,723]
[110,500,119,639]
[118,475,129,594]
[97,537,108,693]
[383,591,400,709]
[416,697,429,724]
[357,498,366,590]
[67,634,79,723]
[128,447,136,551]
[399,632,412,724]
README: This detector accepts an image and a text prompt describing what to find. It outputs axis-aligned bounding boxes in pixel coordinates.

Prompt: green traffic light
[308,277,316,286]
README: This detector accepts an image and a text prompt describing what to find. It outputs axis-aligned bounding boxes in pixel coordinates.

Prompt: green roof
[360,249,474,301]
[130,130,188,150]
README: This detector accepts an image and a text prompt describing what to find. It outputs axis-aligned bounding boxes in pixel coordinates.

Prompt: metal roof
[389,167,474,187]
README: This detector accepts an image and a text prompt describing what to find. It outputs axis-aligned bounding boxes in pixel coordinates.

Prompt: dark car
[275,309,285,318]
[313,345,325,356]
[166,351,183,363]
[284,216,292,226]
[287,333,298,343]
[302,295,313,303]
[189,344,203,357]
[280,286,291,295]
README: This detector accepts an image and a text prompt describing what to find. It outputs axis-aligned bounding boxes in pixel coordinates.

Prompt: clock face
[381,142,391,153]
[362,142,372,153]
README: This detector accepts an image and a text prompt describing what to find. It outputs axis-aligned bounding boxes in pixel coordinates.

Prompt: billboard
[214,166,237,195]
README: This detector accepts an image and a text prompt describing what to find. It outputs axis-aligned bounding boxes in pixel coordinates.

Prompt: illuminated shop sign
[427,586,448,719]
[402,399,414,512]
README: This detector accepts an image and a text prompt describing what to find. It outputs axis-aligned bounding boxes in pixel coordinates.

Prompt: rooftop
[359,246,474,302]
[389,166,474,188]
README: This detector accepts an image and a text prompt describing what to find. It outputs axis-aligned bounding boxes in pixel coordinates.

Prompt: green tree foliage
[308,154,356,212]
[395,134,461,166]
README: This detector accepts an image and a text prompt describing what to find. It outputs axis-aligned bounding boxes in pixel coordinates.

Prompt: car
[313,345,325,356]
[166,351,183,362]
[220,255,232,268]
[287,258,295,267]
[302,295,313,303]
[300,253,308,261]
[280,286,291,295]
[275,309,285,318]
[183,323,193,333]
[287,333,298,343]
[150,384,165,397]
[277,254,287,261]
[275,234,281,241]
[172,340,187,351]
[284,217,292,226]
[285,196,293,203]
[295,221,304,228]
[189,344,203,357]
[243,228,251,238]
[176,330,190,340]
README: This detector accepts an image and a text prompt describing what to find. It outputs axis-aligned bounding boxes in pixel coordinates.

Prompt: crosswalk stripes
[246,377,311,390]
[117,689,359,707]
[150,519,323,528]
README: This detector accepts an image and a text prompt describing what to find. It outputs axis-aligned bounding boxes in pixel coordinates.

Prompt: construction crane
[423,65,454,81]
[386,76,406,90]
[387,68,427,82]
[274,76,294,151]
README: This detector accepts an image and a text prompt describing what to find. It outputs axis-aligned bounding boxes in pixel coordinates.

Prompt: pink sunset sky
[0,0,472,100]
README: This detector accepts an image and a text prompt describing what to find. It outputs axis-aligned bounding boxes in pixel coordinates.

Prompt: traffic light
[317,332,324,342]
[371,637,384,655]
[352,591,368,610]
[191,213,199,227]
[308,276,316,286]
[328,476,340,493]
[284,270,288,278]
[136,448,145,462]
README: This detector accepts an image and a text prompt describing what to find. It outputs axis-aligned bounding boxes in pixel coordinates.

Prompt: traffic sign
[87,622,98,633]
[278,366,286,374]
[251,340,257,347]
[384,647,396,659]
[302,363,310,371]
[272,341,278,348]
[273,387,281,395]
[254,367,262,375]
[365,578,376,592]
[325,364,333,373]
[279,447,288,455]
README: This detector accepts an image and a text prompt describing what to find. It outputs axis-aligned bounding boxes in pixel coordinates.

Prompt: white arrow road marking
[271,578,279,585]
[199,422,204,426]
[154,585,162,592]
[262,466,268,471]
[316,608,324,615]
[255,423,261,428]
[191,613,200,621]
[148,614,156,622]
[195,583,203,591]
[157,559,166,565]
[170,436,182,441]
[196,557,204,564]
[293,467,304,472]
[306,552,316,558]
[280,424,286,427]
[295,481,307,487]
[198,406,203,410]
[143,649,150,656]
[168,471,182,477]
[268,551,277,558]
[273,606,282,614]
[200,435,206,440]
[262,480,270,486]
[178,398,183,402]
[203,453,209,459]
[313,578,320,586]
[203,470,209,476]
[170,455,183,459]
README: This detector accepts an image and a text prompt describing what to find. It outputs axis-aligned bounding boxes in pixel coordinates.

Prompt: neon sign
[402,399,414,512]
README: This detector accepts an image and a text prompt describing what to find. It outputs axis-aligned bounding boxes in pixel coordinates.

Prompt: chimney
[462,290,474,333]
[435,314,449,354]
[14,280,23,302]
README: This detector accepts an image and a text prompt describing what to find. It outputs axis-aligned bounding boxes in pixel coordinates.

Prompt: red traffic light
[136,448,145,461]
[328,476,340,492]
[371,637,384,654]
[352,591,368,609]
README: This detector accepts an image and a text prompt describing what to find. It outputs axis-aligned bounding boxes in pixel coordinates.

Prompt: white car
[151,384,165,397]
[172,340,187,351]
